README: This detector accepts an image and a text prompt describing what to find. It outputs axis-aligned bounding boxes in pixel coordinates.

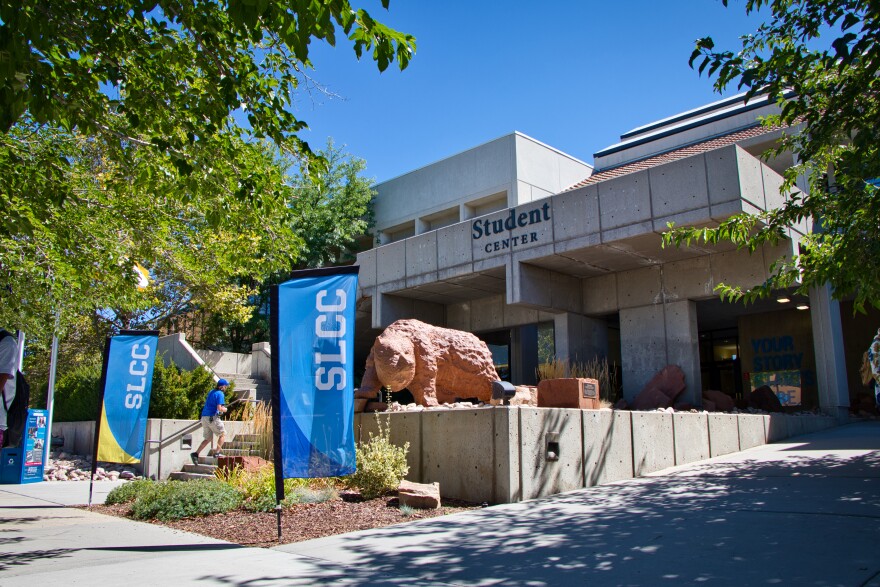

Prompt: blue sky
[296,1,768,183]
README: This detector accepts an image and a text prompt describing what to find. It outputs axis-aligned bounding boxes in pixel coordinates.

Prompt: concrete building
[355,94,878,417]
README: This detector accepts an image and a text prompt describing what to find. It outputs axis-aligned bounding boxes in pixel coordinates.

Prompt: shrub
[130,479,241,520]
[215,463,336,512]
[346,418,409,499]
[149,358,216,420]
[104,479,155,505]
[52,363,103,422]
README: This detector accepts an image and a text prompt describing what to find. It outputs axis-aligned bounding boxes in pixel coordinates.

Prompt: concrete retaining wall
[50,419,252,480]
[355,409,840,504]
[54,410,839,498]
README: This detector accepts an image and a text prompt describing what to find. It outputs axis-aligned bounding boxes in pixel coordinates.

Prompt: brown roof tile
[563,125,781,193]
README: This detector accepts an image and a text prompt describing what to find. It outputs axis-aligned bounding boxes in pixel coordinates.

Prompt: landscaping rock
[41,451,141,482]
[631,365,686,410]
[217,455,270,475]
[749,385,784,412]
[398,480,441,509]
[703,389,735,412]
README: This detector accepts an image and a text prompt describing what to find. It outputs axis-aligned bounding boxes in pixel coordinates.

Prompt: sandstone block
[537,378,600,409]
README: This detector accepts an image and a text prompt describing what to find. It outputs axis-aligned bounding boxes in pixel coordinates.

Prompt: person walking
[869,328,880,408]
[0,329,18,448]
[191,378,229,464]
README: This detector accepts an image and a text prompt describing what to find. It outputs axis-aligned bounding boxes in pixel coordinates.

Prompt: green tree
[1,122,304,342]
[1,0,414,343]
[1,1,415,167]
[200,139,376,351]
[664,0,880,312]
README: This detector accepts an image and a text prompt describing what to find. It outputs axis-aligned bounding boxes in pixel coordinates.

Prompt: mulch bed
[87,491,481,549]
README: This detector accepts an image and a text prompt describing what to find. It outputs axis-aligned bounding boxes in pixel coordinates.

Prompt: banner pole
[89,336,112,508]
[270,284,284,542]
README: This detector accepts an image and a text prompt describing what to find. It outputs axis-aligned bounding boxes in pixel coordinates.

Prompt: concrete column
[372,291,445,329]
[809,284,850,420]
[553,313,609,363]
[620,300,701,406]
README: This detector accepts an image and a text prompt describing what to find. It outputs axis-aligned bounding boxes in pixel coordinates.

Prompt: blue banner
[273,267,358,478]
[96,332,158,463]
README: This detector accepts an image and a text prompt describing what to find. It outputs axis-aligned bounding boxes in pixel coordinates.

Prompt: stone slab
[583,409,633,486]
[420,408,495,503]
[632,411,674,476]
[738,414,767,449]
[518,407,584,501]
[708,413,741,457]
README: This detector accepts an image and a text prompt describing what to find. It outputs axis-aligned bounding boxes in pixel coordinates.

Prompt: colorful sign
[23,409,48,481]
[272,266,359,478]
[96,332,158,463]
[751,369,802,406]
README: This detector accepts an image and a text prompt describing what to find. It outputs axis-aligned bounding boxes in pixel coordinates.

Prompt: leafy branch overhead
[0,1,407,342]
[1,0,416,165]
[665,0,880,312]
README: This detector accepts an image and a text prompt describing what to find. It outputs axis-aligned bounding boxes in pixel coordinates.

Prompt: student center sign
[353,94,877,418]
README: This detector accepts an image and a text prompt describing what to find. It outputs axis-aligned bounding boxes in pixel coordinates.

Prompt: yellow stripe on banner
[96,408,140,464]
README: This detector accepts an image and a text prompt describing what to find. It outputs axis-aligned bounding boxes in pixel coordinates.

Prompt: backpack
[0,330,30,448]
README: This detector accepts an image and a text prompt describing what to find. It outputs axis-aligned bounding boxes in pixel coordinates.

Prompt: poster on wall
[751,370,802,406]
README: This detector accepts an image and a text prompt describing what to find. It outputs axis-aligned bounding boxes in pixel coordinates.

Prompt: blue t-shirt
[201,389,226,417]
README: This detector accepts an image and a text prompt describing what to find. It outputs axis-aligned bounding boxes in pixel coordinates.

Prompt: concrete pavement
[1,420,879,586]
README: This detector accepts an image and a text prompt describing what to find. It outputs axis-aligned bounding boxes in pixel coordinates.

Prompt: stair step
[183,463,217,475]
[169,471,216,481]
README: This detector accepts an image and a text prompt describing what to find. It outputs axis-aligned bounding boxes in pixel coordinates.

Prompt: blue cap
[217,378,229,387]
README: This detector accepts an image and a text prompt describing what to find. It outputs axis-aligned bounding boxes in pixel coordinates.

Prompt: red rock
[614,398,629,410]
[631,386,673,410]
[643,365,687,403]
[702,399,717,412]
[703,389,735,412]
[359,319,498,406]
[537,378,601,409]
[749,385,784,412]
[354,398,368,413]
[398,480,441,509]
[217,455,270,475]
[355,388,380,400]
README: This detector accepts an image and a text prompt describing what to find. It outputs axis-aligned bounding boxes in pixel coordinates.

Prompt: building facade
[355,95,876,417]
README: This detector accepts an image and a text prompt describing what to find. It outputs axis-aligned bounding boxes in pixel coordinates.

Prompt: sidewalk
[1,420,879,586]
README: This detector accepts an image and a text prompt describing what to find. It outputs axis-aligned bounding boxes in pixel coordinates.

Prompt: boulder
[398,480,441,509]
[537,378,601,409]
[703,389,735,412]
[629,365,687,410]
[359,319,498,406]
[217,455,271,475]
[630,386,673,411]
[749,385,784,412]
[354,398,369,413]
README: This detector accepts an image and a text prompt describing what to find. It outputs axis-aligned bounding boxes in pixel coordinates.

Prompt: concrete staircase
[217,373,271,403]
[168,433,263,481]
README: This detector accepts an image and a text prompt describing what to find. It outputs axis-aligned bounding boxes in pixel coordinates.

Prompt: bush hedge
[130,479,242,521]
